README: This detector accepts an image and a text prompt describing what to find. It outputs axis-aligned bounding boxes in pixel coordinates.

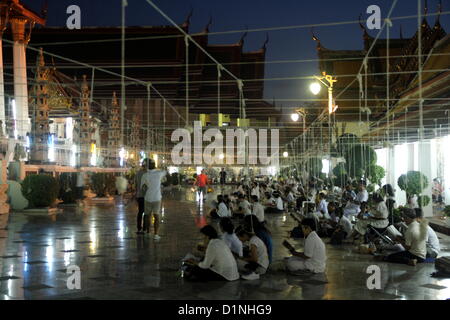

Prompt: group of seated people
[181,215,272,281]
[287,180,441,267]
[181,214,327,282]
[181,176,442,282]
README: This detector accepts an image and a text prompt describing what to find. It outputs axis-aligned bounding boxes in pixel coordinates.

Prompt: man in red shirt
[195,170,209,202]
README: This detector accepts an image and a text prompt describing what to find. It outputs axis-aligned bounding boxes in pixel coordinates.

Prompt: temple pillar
[0,37,5,137]
[11,17,32,140]
[0,5,7,137]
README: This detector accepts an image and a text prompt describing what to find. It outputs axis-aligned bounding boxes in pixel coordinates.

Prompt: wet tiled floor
[1,187,450,300]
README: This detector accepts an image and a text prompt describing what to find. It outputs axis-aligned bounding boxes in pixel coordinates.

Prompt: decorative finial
[262,33,269,50]
[436,0,442,24]
[203,15,212,33]
[41,0,48,20]
[239,26,248,45]
[183,8,193,28]
[311,28,322,50]
[399,25,404,39]
[424,0,428,15]
[358,14,369,40]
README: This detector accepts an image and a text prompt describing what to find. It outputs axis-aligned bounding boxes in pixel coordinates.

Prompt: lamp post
[291,108,307,153]
[310,72,338,179]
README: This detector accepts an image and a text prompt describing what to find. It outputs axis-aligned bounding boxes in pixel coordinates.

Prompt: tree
[397,171,429,208]
[366,165,386,186]
[344,144,377,179]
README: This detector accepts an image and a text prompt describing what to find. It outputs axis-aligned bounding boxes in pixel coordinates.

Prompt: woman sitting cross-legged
[236,227,270,281]
[184,225,239,282]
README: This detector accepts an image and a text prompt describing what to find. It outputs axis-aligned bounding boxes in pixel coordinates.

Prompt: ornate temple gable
[390,16,446,99]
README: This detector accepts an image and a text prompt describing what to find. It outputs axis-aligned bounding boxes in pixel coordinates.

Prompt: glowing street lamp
[291,113,300,122]
[283,152,289,158]
[310,72,338,115]
[309,82,322,96]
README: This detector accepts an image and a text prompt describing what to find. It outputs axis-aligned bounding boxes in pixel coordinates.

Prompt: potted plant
[22,174,59,212]
[89,173,116,199]
[397,171,429,208]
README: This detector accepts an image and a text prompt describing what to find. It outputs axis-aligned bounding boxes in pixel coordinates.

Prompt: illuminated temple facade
[0,6,288,167]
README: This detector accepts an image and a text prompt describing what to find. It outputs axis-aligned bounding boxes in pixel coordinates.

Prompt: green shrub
[367,165,386,186]
[418,195,431,208]
[171,173,180,186]
[332,163,347,187]
[58,173,78,204]
[22,174,59,208]
[307,157,323,177]
[444,206,450,218]
[336,133,360,156]
[344,144,377,179]
[90,173,116,198]
[367,184,376,193]
[390,207,403,224]
[397,171,429,198]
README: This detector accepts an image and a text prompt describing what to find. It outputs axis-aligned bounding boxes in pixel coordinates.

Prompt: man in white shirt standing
[140,159,167,241]
[285,218,327,274]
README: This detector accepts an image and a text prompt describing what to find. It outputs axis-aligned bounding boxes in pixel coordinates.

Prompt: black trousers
[186,266,226,282]
[136,197,145,231]
[244,261,261,272]
[265,207,284,214]
[385,250,425,265]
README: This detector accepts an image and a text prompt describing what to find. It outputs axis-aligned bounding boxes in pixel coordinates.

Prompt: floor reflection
[0,187,449,300]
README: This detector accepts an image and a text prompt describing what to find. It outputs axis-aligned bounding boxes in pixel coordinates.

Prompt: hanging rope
[185,36,190,127]
[217,65,222,116]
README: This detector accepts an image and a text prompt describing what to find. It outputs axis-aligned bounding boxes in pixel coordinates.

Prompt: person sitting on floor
[236,227,270,281]
[265,192,284,214]
[330,207,353,245]
[415,208,441,259]
[327,202,340,224]
[262,192,275,208]
[352,192,389,240]
[243,215,273,264]
[284,218,327,274]
[210,195,231,219]
[234,194,252,218]
[219,218,243,258]
[184,225,239,282]
[315,192,330,220]
[250,195,265,223]
[286,187,296,209]
[375,208,428,266]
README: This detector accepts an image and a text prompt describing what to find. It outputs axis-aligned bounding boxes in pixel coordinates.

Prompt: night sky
[22,0,450,111]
